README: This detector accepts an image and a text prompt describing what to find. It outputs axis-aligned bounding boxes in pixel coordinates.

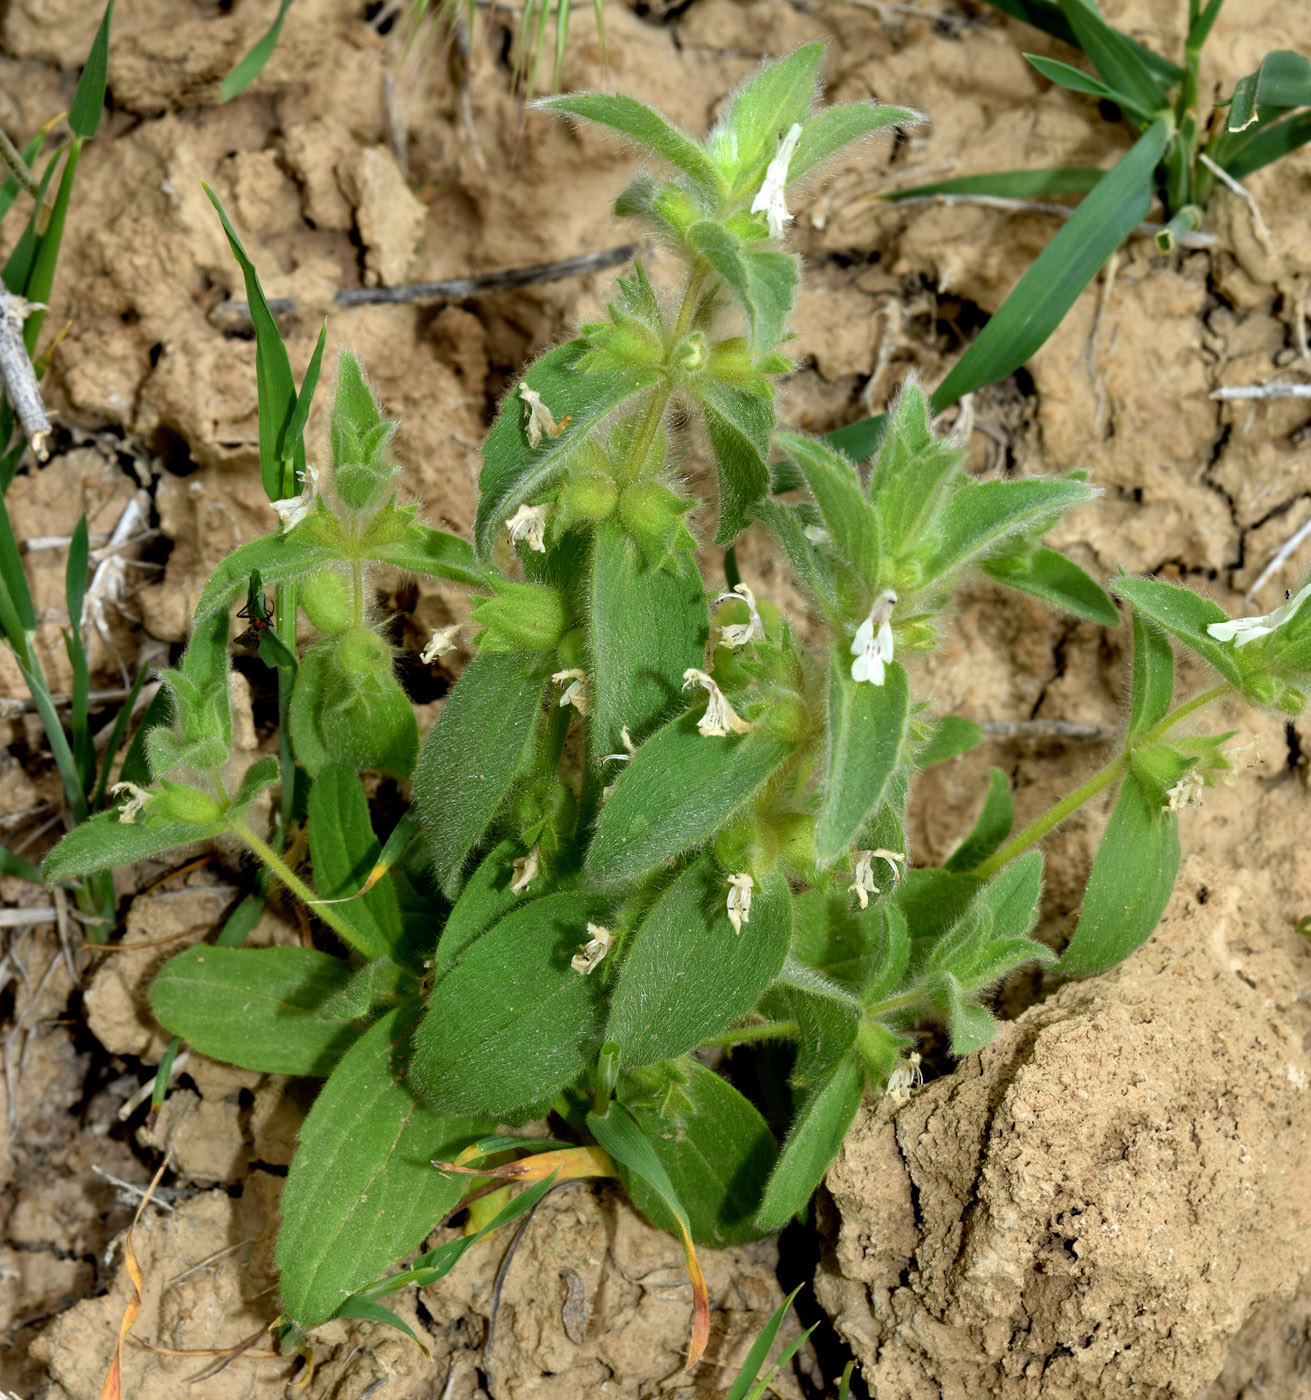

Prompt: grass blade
[221,0,297,103]
[64,516,93,795]
[1055,0,1171,115]
[930,117,1169,412]
[725,1288,802,1400]
[1218,111,1311,180]
[92,661,151,809]
[1026,53,1150,119]
[887,167,1104,200]
[69,0,115,139]
[0,843,42,884]
[980,0,1181,84]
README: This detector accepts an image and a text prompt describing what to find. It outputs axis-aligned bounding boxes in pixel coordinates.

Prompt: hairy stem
[230,819,379,959]
[973,683,1233,881]
[699,1018,798,1049]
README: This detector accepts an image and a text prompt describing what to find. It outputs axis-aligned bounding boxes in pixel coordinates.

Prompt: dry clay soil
[3,0,1311,1396]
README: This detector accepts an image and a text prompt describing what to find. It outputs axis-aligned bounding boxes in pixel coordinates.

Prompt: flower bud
[558,472,619,529]
[152,780,225,827]
[617,480,697,568]
[473,582,568,653]
[301,567,353,636]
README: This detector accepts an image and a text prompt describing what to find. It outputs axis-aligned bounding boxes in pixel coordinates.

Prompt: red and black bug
[234,570,274,651]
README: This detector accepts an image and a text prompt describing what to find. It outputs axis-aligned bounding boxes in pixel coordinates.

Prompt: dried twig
[0,907,58,927]
[214,244,638,321]
[1246,512,1311,601]
[0,686,137,720]
[980,719,1114,742]
[1211,381,1311,401]
[0,290,50,459]
[1199,153,1271,244]
[91,1163,177,1212]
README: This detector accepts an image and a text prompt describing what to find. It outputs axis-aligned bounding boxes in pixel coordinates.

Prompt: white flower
[726,872,754,933]
[420,623,463,664]
[571,923,614,975]
[886,1051,923,1107]
[682,668,752,737]
[552,668,590,716]
[714,583,765,650]
[510,846,540,894]
[271,463,319,532]
[600,726,636,765]
[850,590,898,686]
[506,502,553,553]
[110,782,150,824]
[848,848,907,910]
[519,382,567,446]
[1164,770,1204,813]
[750,122,803,240]
[1208,581,1311,647]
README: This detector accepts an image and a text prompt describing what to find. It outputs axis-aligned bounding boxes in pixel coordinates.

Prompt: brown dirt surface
[4,0,1311,1395]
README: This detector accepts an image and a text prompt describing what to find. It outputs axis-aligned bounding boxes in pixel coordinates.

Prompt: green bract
[36,43,1297,1369]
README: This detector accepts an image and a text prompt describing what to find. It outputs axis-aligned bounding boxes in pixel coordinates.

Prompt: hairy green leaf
[944,767,1014,873]
[1111,576,1242,686]
[814,654,909,866]
[415,650,550,897]
[607,859,792,1067]
[1059,772,1180,976]
[981,545,1119,625]
[1128,608,1174,737]
[586,710,793,886]
[774,432,879,582]
[150,945,359,1076]
[622,1061,776,1246]
[411,892,613,1119]
[277,1003,489,1326]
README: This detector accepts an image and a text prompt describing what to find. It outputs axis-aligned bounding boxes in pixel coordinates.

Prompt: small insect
[234,570,274,650]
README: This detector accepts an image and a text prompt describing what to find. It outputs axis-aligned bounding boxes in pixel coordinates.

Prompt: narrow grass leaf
[586,1102,710,1367]
[931,118,1169,411]
[0,843,42,884]
[205,184,300,500]
[221,0,297,102]
[725,1288,803,1400]
[69,0,115,138]
[887,166,1103,200]
[1228,51,1311,132]
[1220,111,1311,179]
[1055,0,1171,113]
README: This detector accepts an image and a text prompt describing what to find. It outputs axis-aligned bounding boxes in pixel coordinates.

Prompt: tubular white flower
[110,781,150,824]
[1208,581,1311,646]
[726,872,754,933]
[682,668,752,737]
[714,583,765,650]
[1164,770,1204,812]
[519,382,565,446]
[420,623,463,664]
[552,668,590,716]
[848,847,907,909]
[571,923,614,975]
[850,589,898,686]
[506,502,553,553]
[600,726,636,765]
[271,463,319,532]
[886,1051,923,1107]
[510,846,540,894]
[750,122,803,240]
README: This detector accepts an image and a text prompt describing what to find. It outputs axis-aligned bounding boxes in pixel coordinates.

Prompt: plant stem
[699,1018,798,1049]
[972,684,1233,881]
[863,990,925,1020]
[229,819,379,959]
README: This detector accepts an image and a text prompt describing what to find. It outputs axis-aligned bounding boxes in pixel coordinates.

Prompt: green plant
[41,43,1306,1370]
[828,0,1311,462]
[0,1,128,936]
[222,0,604,104]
